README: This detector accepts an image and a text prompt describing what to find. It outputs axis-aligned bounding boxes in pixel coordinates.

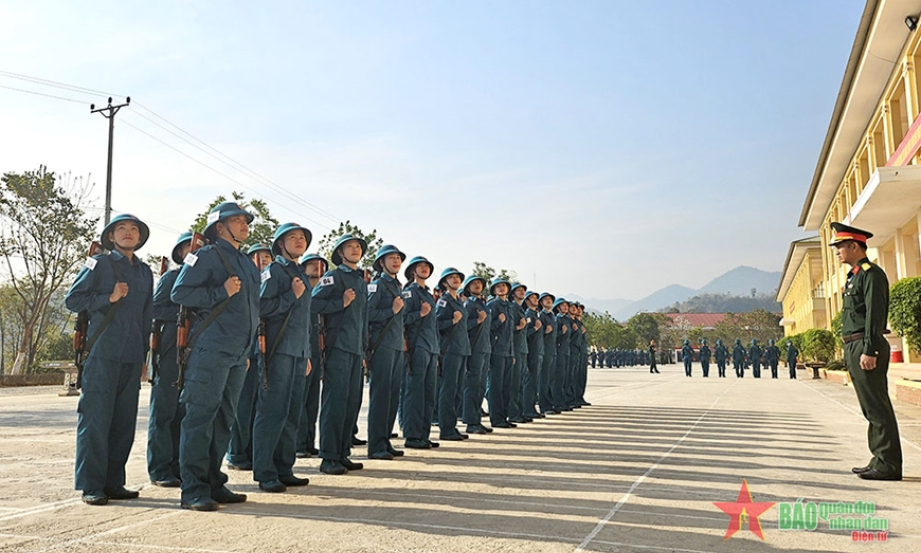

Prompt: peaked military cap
[829,222,873,246]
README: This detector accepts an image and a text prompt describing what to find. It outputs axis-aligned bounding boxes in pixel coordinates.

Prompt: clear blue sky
[0,0,865,301]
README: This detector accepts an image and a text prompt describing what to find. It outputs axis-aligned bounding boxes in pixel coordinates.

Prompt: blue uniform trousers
[538,353,555,413]
[367,347,403,455]
[522,355,542,417]
[179,347,248,502]
[319,349,363,460]
[752,361,762,378]
[488,354,513,426]
[683,357,692,377]
[552,353,569,410]
[226,353,260,466]
[438,352,466,437]
[403,348,437,441]
[788,359,797,379]
[770,362,779,379]
[463,352,488,426]
[701,360,710,378]
[253,353,306,483]
[296,350,322,454]
[75,360,142,493]
[716,360,726,378]
[508,351,525,420]
[734,361,744,378]
[147,354,184,482]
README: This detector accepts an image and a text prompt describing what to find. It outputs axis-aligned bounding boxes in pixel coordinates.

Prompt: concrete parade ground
[1,366,920,553]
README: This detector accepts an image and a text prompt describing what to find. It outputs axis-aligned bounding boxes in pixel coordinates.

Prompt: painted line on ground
[36,510,181,553]
[574,383,736,553]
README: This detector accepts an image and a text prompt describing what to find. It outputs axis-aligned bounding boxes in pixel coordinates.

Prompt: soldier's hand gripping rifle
[73,241,106,390]
[147,256,170,384]
[174,233,207,390]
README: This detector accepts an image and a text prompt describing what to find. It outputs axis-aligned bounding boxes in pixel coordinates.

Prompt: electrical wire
[0,84,85,104]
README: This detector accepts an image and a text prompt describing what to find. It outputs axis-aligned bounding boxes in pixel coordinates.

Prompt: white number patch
[402,290,412,299]
[320,275,335,287]
[436,298,447,308]
[84,257,98,271]
[367,283,378,293]
[261,269,271,283]
[184,253,199,266]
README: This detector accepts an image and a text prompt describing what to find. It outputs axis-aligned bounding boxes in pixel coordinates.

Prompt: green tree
[0,167,97,374]
[191,191,279,248]
[470,261,517,284]
[626,313,661,344]
[888,276,921,355]
[318,220,384,270]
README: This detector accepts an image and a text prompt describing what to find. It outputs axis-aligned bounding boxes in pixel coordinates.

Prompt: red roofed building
[662,313,727,330]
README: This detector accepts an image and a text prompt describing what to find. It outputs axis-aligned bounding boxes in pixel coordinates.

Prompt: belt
[842,332,866,344]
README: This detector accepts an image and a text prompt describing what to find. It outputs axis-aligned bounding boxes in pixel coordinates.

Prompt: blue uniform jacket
[525,308,544,359]
[488,297,513,357]
[402,282,439,354]
[786,344,799,363]
[714,344,728,363]
[570,318,584,357]
[366,274,404,352]
[540,310,556,357]
[699,345,711,361]
[65,250,153,364]
[763,345,780,363]
[465,296,491,355]
[510,301,529,355]
[555,314,572,357]
[310,264,368,356]
[436,293,470,356]
[152,268,180,355]
[748,345,763,363]
[260,256,312,360]
[681,344,694,361]
[732,344,746,363]
[171,240,260,357]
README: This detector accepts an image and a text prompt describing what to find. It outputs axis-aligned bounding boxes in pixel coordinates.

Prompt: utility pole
[91,96,130,225]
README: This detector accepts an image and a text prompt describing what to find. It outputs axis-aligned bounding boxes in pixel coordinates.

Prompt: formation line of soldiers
[65,203,594,511]
[678,338,799,379]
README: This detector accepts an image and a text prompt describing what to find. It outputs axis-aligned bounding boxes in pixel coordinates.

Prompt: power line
[0,69,121,98]
[0,84,84,104]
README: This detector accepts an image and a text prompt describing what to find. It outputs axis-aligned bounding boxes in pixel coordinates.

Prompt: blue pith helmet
[404,255,434,281]
[246,242,272,256]
[171,231,194,264]
[272,223,312,256]
[461,275,487,296]
[373,244,406,273]
[524,291,539,303]
[684,339,690,346]
[551,297,569,312]
[203,202,254,240]
[538,292,556,304]
[298,252,328,272]
[101,213,150,251]
[701,338,707,345]
[734,338,741,345]
[330,233,368,266]
[768,339,775,345]
[438,267,464,289]
[716,339,723,346]
[509,283,528,297]
[489,277,510,296]
[751,339,758,345]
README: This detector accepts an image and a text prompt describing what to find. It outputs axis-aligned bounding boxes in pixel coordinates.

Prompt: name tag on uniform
[437,298,447,308]
[84,257,98,270]
[402,290,412,299]
[184,253,199,266]
[526,317,531,323]
[367,283,378,293]
[320,275,335,287]
[261,269,271,283]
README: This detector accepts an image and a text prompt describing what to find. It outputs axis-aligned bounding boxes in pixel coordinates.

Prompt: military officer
[830,222,902,480]
[749,339,763,378]
[65,213,153,505]
[171,202,260,511]
[296,253,327,458]
[401,256,440,448]
[786,340,799,379]
[251,223,313,493]
[147,232,192,488]
[462,275,492,435]
[764,339,781,379]
[714,339,729,378]
[365,245,407,460]
[435,267,471,441]
[310,234,369,475]
[699,339,711,378]
[681,340,694,377]
[648,340,659,374]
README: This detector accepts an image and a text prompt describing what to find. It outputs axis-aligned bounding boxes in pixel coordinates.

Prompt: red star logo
[713,479,775,540]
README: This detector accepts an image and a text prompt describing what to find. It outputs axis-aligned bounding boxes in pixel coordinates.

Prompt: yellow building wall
[782,250,826,337]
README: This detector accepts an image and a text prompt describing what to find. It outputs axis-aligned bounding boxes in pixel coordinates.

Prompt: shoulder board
[367,283,378,293]
[861,262,871,271]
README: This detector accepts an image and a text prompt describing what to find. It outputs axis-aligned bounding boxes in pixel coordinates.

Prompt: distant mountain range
[569,266,781,320]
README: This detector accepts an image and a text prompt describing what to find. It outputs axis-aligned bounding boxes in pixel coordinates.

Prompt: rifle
[318,314,327,381]
[73,241,106,390]
[256,255,268,389]
[174,232,207,390]
[147,256,169,384]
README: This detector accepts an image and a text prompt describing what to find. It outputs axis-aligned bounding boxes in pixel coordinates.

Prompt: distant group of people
[676,338,799,379]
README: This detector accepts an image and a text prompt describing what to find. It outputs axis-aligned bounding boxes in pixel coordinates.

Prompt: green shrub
[801,328,837,363]
[889,277,921,355]
[825,359,846,371]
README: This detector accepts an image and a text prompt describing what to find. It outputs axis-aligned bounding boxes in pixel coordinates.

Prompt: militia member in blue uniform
[66,214,153,505]
[552,298,572,411]
[311,234,369,474]
[488,278,516,426]
[365,245,407,460]
[296,253,327,458]
[681,340,693,377]
[714,339,729,378]
[227,243,273,471]
[171,202,260,511]
[732,339,746,378]
[507,283,531,423]
[401,256,440,448]
[522,291,545,418]
[785,340,799,379]
[537,293,558,415]
[648,340,659,374]
[748,339,763,378]
[570,303,590,407]
[764,339,781,379]
[147,232,192,488]
[435,267,471,440]
[461,275,492,434]
[829,223,902,480]
[699,339,711,378]
[251,223,313,492]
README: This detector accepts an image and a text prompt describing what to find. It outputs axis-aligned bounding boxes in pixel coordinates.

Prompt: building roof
[799,0,916,230]
[775,236,822,302]
[662,313,728,328]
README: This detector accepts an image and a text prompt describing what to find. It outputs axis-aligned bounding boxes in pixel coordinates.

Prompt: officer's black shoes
[295,451,311,459]
[259,480,287,493]
[226,461,252,471]
[319,459,348,475]
[151,477,181,488]
[279,475,310,487]
[405,438,431,449]
[581,402,592,407]
[857,469,902,481]
[387,447,405,457]
[851,465,872,474]
[82,491,108,506]
[466,425,487,435]
[213,487,247,503]
[182,497,219,511]
[460,433,469,440]
[340,457,364,471]
[439,434,464,441]
[105,486,140,500]
[351,437,368,446]
[369,451,395,461]
[426,440,440,448]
